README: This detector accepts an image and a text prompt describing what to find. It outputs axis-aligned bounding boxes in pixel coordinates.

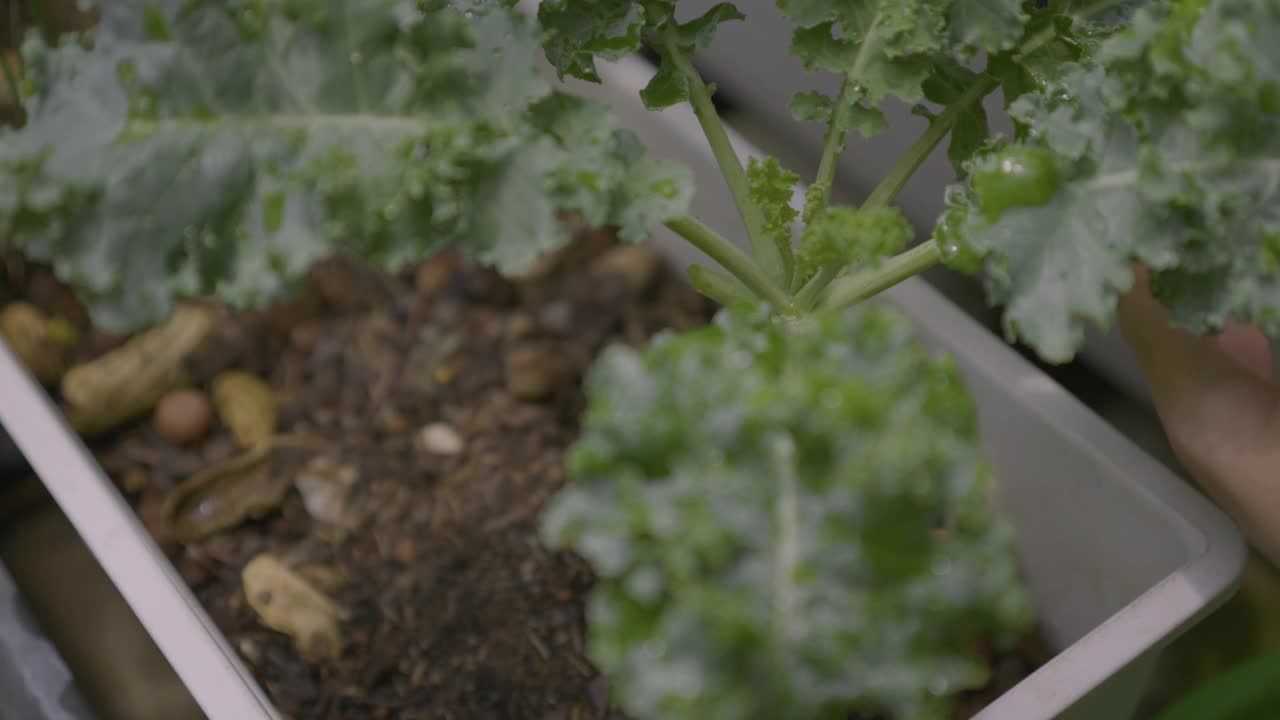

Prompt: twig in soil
[570,623,584,654]
[568,650,594,677]
[168,432,324,490]
[371,300,430,411]
[527,629,551,661]
[481,484,559,534]
[432,486,463,527]
[314,685,336,720]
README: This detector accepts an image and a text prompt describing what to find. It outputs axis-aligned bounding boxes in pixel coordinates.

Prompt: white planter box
[0,51,1246,720]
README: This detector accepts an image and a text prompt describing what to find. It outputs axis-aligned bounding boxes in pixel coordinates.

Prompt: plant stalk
[795,73,996,303]
[688,264,755,307]
[819,241,941,312]
[863,75,999,210]
[805,75,861,220]
[666,216,794,313]
[663,35,788,288]
[794,266,838,310]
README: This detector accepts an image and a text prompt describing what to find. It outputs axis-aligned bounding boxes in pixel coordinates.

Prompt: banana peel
[62,304,215,437]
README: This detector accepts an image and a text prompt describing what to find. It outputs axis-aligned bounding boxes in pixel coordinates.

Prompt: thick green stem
[794,266,838,311]
[805,76,862,219]
[688,264,755,307]
[863,75,999,209]
[806,13,882,214]
[666,216,794,313]
[819,241,941,312]
[663,35,788,288]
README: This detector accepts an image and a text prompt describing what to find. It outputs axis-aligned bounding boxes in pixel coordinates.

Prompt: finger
[1117,268,1278,439]
[1216,322,1274,383]
[1117,266,1280,565]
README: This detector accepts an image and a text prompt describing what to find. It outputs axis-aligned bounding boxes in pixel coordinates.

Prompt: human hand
[1117,266,1280,566]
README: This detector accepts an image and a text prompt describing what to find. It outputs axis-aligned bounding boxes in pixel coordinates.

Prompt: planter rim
[880,276,1246,718]
[0,339,281,720]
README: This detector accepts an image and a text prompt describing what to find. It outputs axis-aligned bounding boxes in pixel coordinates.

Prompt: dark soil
[4,231,1048,720]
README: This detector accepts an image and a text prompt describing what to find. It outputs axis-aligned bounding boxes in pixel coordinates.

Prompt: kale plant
[2,0,1276,718]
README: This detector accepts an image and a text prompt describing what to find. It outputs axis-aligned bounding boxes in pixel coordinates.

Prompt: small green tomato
[971,146,1062,223]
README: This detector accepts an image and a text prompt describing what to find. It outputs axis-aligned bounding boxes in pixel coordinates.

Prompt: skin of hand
[1117,266,1280,565]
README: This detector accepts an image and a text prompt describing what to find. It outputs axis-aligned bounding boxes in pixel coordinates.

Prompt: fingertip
[1216,323,1274,383]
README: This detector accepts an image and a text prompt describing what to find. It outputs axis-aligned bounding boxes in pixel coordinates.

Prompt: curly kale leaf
[987,0,1140,113]
[538,0,651,83]
[1,0,691,331]
[538,0,744,109]
[1107,0,1280,335]
[542,304,1034,720]
[780,3,933,106]
[935,60,1173,362]
[948,0,1028,55]
[936,0,1280,362]
[778,0,1030,186]
[936,122,1165,363]
[787,88,889,142]
[778,0,1029,107]
[746,156,800,281]
[640,3,745,110]
[795,206,913,286]
[922,59,992,175]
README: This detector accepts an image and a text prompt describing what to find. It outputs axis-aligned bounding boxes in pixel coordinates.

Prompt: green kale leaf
[538,0,650,83]
[778,0,1031,107]
[780,3,934,105]
[936,0,1280,362]
[948,0,1028,55]
[787,89,889,140]
[922,59,992,175]
[1101,0,1280,334]
[746,156,800,281]
[795,206,913,285]
[1,0,691,331]
[538,0,744,110]
[542,304,1034,720]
